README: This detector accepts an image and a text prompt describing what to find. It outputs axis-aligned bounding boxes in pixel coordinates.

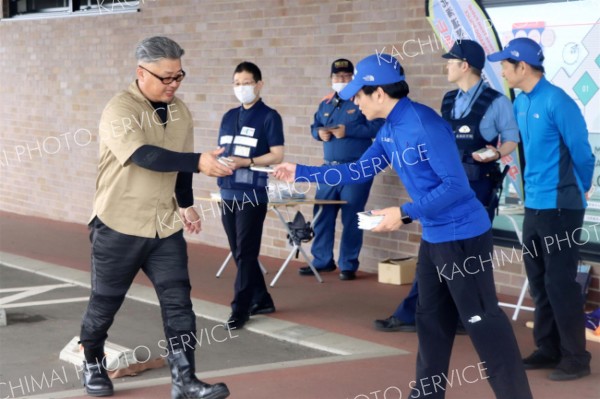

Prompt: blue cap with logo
[487,37,544,67]
[339,53,405,100]
[441,39,485,70]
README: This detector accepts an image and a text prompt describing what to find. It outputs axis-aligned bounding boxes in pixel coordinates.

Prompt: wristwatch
[401,208,412,225]
[249,157,255,167]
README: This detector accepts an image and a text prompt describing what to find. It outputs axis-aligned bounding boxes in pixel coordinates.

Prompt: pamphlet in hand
[320,125,339,130]
[473,148,497,160]
[357,210,384,230]
[250,165,275,173]
[218,157,234,166]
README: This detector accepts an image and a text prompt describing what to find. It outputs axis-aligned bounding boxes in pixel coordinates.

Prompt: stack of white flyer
[357,211,383,230]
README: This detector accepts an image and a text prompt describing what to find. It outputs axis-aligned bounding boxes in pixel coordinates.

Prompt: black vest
[217,101,274,190]
[441,87,501,181]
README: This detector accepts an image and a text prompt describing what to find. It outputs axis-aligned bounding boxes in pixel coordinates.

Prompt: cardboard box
[378,257,417,285]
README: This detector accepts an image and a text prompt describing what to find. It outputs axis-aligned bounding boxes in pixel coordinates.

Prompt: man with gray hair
[79,36,231,398]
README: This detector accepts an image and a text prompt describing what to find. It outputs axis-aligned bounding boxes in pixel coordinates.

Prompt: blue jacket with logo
[297,97,490,244]
[514,77,595,210]
[312,93,383,163]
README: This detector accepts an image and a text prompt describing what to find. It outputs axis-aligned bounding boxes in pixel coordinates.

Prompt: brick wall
[0,0,597,306]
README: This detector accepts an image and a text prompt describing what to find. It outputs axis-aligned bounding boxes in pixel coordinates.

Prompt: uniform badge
[240,126,255,137]
[458,125,471,133]
[347,109,356,114]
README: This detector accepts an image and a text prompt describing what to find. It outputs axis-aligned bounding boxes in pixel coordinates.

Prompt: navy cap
[441,39,485,70]
[338,53,405,100]
[487,37,544,67]
[331,59,354,75]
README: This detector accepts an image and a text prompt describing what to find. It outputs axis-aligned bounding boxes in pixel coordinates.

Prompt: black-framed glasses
[139,65,186,84]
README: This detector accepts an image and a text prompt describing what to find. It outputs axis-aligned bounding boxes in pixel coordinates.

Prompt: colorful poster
[425,0,525,201]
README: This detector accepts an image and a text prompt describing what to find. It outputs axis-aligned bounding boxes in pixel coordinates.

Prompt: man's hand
[586,186,595,201]
[180,207,201,234]
[330,124,346,139]
[199,147,234,177]
[472,145,500,163]
[371,207,403,233]
[318,128,332,142]
[273,162,297,182]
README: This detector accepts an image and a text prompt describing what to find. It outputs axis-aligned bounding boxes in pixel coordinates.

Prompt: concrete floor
[0,210,598,398]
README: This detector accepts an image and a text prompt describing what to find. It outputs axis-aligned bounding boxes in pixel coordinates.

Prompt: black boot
[167,350,230,399]
[82,361,113,397]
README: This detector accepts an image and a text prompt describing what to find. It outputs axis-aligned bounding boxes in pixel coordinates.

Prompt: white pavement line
[0,283,75,305]
[0,251,408,358]
[24,351,404,399]
[0,284,74,293]
[2,297,90,309]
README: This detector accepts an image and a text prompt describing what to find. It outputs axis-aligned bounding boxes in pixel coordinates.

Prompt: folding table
[194,197,346,287]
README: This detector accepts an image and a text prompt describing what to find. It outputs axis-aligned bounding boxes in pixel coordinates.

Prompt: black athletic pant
[411,229,532,399]
[221,201,272,316]
[522,208,590,367]
[80,218,196,360]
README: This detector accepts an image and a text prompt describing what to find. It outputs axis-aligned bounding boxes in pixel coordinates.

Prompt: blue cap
[339,53,405,100]
[441,39,485,70]
[487,37,544,67]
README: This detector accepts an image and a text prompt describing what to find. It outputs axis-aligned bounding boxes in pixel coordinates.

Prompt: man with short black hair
[489,37,594,381]
[217,61,284,330]
[274,53,532,399]
[80,36,231,399]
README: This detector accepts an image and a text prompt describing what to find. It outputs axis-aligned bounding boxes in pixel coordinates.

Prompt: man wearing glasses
[80,36,231,399]
[216,62,284,330]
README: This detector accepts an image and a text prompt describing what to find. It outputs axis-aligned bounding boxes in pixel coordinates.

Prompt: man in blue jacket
[274,54,532,399]
[489,37,594,381]
[374,39,520,333]
[299,59,383,280]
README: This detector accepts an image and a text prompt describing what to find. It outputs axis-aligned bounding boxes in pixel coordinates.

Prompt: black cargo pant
[80,218,196,361]
[411,229,532,399]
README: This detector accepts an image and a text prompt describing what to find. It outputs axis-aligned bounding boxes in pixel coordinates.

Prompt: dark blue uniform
[310,93,383,272]
[218,99,284,317]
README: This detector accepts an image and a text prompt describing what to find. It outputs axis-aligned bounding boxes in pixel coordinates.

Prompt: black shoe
[522,350,560,370]
[373,316,416,332]
[167,351,230,399]
[225,313,249,330]
[298,264,336,276]
[82,361,114,397]
[548,359,591,381]
[339,271,356,280]
[249,303,276,316]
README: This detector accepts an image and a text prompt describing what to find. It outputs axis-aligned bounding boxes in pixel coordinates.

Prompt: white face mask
[234,85,257,104]
[332,82,348,93]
